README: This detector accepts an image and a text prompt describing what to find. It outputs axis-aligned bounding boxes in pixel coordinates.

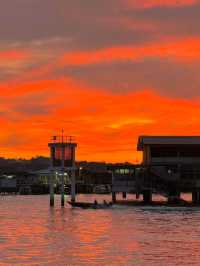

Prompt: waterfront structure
[79,162,112,193]
[110,164,137,203]
[137,136,200,203]
[0,175,17,193]
[48,134,77,206]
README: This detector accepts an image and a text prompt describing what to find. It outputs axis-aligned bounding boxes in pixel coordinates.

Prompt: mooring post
[112,192,116,203]
[197,190,200,204]
[111,170,116,203]
[143,189,152,204]
[192,190,197,204]
[61,145,65,207]
[70,146,76,203]
[122,192,127,199]
[50,170,54,207]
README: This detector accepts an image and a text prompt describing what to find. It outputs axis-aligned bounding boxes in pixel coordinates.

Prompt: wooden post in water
[71,146,76,203]
[50,170,54,207]
[71,170,76,203]
[111,171,116,203]
[60,172,65,207]
[49,146,55,207]
[143,189,152,203]
[122,192,127,199]
[112,192,116,203]
[61,144,65,207]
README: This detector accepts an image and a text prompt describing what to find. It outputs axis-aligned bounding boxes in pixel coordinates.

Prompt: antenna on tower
[61,129,64,143]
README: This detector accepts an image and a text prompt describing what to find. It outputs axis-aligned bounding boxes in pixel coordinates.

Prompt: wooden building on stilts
[112,136,200,204]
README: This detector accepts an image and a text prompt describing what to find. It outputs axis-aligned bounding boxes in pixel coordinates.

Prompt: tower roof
[137,136,200,151]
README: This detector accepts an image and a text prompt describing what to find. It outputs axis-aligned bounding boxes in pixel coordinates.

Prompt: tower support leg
[197,190,200,204]
[143,189,152,204]
[50,173,54,207]
[122,192,127,199]
[61,173,65,207]
[192,190,198,204]
[71,170,76,203]
[112,192,116,203]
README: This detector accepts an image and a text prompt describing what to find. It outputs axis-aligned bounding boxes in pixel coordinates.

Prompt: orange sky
[1,0,200,163]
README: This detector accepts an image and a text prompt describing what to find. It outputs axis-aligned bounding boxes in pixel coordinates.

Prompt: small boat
[68,201,112,209]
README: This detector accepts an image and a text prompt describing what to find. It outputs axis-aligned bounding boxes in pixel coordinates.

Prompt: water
[0,194,200,266]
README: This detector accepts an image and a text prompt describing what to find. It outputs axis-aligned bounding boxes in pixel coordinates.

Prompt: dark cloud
[12,90,54,115]
[1,0,200,99]
[0,0,157,48]
[0,0,64,41]
[126,3,200,37]
[58,58,200,98]
[0,90,56,118]
[1,0,199,47]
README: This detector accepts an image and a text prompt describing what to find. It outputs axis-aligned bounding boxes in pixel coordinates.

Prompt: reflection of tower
[48,133,77,207]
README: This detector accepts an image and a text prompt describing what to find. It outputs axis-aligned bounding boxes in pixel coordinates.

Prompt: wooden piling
[50,171,54,207]
[112,192,116,203]
[143,189,152,203]
[122,192,127,199]
[61,174,65,207]
[71,170,76,203]
[61,146,65,207]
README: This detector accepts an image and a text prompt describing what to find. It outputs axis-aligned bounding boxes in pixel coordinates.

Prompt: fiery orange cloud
[0,50,29,60]
[0,0,200,165]
[61,37,200,66]
[1,78,200,163]
[125,0,199,8]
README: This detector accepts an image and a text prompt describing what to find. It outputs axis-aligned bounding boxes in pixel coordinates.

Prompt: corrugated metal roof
[137,136,200,150]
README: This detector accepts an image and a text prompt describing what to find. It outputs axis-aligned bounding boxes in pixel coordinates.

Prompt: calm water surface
[0,194,200,266]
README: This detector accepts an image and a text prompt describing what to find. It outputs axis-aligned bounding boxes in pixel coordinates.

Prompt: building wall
[143,144,200,166]
[143,145,151,165]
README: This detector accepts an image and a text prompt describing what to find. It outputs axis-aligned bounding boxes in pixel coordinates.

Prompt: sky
[1,0,200,162]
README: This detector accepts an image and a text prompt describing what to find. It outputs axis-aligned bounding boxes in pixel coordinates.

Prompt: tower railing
[50,135,76,144]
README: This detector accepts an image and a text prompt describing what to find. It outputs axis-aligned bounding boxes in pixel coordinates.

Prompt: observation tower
[48,132,77,206]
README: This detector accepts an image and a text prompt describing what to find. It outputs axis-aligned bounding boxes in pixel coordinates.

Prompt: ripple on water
[0,194,200,265]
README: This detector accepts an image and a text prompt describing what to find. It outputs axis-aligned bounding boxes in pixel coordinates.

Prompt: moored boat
[68,201,112,209]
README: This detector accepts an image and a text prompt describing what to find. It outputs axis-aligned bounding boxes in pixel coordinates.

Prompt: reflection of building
[137,136,200,203]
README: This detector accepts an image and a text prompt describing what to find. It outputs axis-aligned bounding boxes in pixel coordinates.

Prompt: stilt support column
[71,170,76,203]
[112,192,116,203]
[143,189,152,204]
[192,190,198,204]
[50,172,54,207]
[61,173,65,207]
[122,192,127,199]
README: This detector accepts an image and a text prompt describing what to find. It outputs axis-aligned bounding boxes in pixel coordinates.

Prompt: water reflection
[0,195,200,265]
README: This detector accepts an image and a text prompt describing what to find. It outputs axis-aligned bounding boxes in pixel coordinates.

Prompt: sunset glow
[1,0,200,162]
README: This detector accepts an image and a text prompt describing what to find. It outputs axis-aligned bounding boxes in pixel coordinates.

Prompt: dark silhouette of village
[0,156,133,195]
